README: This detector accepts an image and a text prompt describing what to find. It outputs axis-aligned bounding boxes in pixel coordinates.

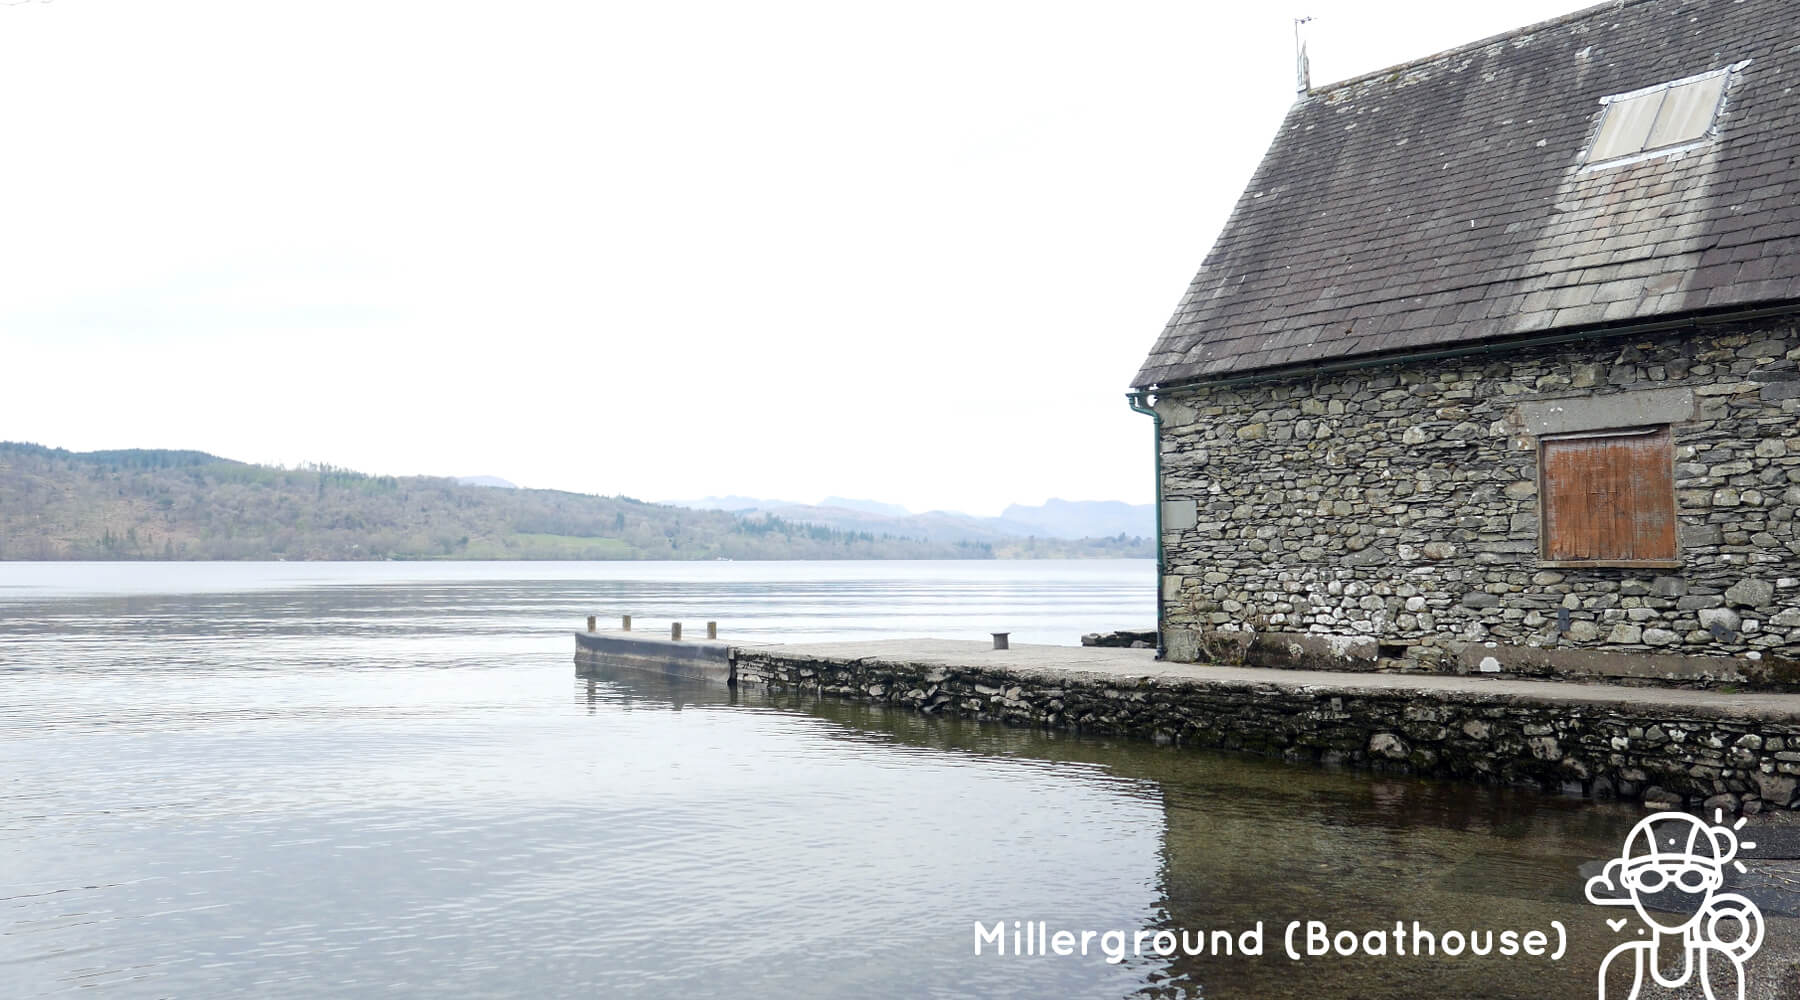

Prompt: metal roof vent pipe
[1295,16,1314,95]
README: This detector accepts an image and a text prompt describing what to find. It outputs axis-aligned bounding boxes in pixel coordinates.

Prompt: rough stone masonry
[731,643,1800,813]
[1153,319,1800,687]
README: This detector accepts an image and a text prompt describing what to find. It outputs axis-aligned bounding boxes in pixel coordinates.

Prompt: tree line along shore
[0,442,1151,562]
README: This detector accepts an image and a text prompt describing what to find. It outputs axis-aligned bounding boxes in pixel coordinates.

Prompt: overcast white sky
[2,0,1585,515]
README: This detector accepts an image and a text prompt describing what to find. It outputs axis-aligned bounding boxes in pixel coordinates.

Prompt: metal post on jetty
[574,615,730,683]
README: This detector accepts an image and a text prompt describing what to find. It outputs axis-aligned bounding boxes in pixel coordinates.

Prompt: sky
[1,0,1588,515]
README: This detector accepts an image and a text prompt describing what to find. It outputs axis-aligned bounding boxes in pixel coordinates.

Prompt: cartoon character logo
[1585,810,1763,1000]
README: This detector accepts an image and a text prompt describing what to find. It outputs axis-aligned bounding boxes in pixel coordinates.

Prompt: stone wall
[1153,317,1800,685]
[733,648,1800,813]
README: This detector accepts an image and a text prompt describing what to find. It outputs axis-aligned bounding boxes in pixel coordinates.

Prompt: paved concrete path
[738,638,1800,721]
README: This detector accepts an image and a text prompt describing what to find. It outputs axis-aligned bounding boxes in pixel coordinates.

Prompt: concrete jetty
[735,638,1800,719]
[575,629,730,682]
[575,629,1800,814]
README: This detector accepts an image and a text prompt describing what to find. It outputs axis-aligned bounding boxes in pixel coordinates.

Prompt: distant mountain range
[663,496,1153,543]
[0,442,1151,561]
[995,499,1152,539]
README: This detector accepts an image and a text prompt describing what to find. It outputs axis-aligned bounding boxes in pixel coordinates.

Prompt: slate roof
[1133,0,1800,389]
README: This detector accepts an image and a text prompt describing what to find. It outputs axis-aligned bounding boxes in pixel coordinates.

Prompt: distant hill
[0,442,1150,561]
[818,496,912,517]
[739,503,1014,545]
[666,494,1153,545]
[455,475,518,489]
[664,495,795,512]
[994,499,1153,540]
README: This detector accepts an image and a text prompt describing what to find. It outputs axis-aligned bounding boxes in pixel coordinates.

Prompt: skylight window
[1587,68,1729,165]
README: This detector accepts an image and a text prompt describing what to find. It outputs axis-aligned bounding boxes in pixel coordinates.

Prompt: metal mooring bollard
[586,615,596,633]
[707,621,717,639]
[622,615,632,631]
[992,632,1010,650]
[671,622,682,641]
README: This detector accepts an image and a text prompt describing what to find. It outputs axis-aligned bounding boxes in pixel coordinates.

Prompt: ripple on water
[1,563,1647,999]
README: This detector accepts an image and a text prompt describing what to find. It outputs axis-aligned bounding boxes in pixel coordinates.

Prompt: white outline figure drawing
[1585,809,1763,1000]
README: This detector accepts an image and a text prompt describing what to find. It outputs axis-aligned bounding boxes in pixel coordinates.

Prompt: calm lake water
[0,560,1645,999]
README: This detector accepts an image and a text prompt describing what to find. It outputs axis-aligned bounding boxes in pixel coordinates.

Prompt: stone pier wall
[1152,318,1800,686]
[734,648,1800,813]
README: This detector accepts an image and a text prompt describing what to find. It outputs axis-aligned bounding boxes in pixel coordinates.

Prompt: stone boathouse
[1130,0,1800,686]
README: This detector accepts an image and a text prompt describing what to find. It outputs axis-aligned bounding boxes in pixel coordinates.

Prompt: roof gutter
[1138,300,1800,394]
[1124,391,1166,660]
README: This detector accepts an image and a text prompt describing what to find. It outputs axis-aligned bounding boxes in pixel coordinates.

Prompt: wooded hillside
[0,443,1149,561]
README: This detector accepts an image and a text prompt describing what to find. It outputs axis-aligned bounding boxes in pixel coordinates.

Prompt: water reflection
[0,563,1737,1000]
[579,661,1651,999]
[2,564,1159,1000]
